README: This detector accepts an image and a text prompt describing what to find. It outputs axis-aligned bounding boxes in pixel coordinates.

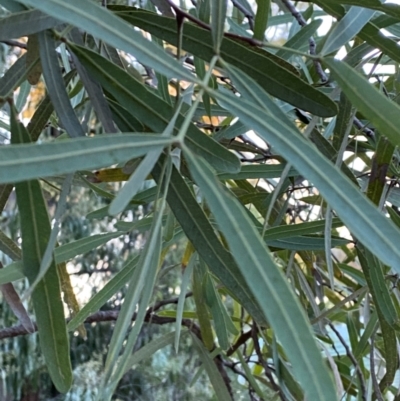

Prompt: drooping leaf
[68,29,117,134]
[38,31,85,138]
[325,58,400,150]
[211,0,227,53]
[208,62,400,271]
[152,159,267,326]
[191,333,232,401]
[184,148,337,401]
[11,106,72,393]
[322,6,376,56]
[0,134,172,184]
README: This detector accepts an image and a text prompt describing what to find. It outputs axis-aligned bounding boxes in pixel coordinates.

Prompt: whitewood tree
[1,0,400,400]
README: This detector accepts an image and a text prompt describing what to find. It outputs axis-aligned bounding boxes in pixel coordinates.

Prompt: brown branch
[251,325,288,401]
[0,300,233,399]
[227,329,252,357]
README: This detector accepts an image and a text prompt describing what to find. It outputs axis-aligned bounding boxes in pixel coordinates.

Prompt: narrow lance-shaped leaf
[26,34,42,85]
[10,105,72,393]
[0,133,172,184]
[325,58,400,149]
[253,0,270,41]
[208,62,400,271]
[191,334,232,401]
[27,174,73,295]
[68,28,117,133]
[16,0,193,81]
[113,7,338,117]
[38,30,85,138]
[109,99,181,215]
[322,6,376,56]
[313,0,400,65]
[0,8,61,40]
[184,148,337,401]
[69,44,239,173]
[211,0,227,54]
[152,159,267,326]
[0,54,39,107]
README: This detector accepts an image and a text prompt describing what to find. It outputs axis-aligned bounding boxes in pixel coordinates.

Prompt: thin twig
[231,0,255,31]
[227,330,252,357]
[328,322,367,401]
[251,325,288,401]
[280,0,327,83]
[164,0,263,47]
[0,40,27,49]
[353,117,375,141]
[0,299,233,398]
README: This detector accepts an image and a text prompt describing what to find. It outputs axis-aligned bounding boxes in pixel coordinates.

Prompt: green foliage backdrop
[1,0,400,400]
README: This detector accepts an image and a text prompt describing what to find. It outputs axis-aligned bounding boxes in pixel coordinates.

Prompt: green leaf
[16,0,192,81]
[191,334,232,401]
[0,262,24,285]
[184,148,337,401]
[0,54,39,105]
[67,255,139,332]
[175,254,195,352]
[0,134,172,184]
[114,7,337,117]
[322,6,376,56]
[211,0,227,53]
[253,0,270,41]
[103,157,169,395]
[264,218,343,241]
[125,330,188,374]
[55,232,125,264]
[325,58,400,150]
[67,229,184,332]
[152,159,267,326]
[0,230,22,260]
[217,164,299,180]
[315,0,400,65]
[0,0,26,12]
[266,235,348,251]
[27,69,76,141]
[204,273,229,350]
[192,260,214,350]
[0,8,60,40]
[70,44,239,173]
[68,29,117,134]
[11,107,72,393]
[38,31,85,138]
[209,62,400,272]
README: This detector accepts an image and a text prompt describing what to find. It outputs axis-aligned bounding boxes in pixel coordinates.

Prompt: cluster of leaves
[2,0,400,400]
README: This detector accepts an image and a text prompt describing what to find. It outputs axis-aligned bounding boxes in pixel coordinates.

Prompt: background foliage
[1,0,400,400]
